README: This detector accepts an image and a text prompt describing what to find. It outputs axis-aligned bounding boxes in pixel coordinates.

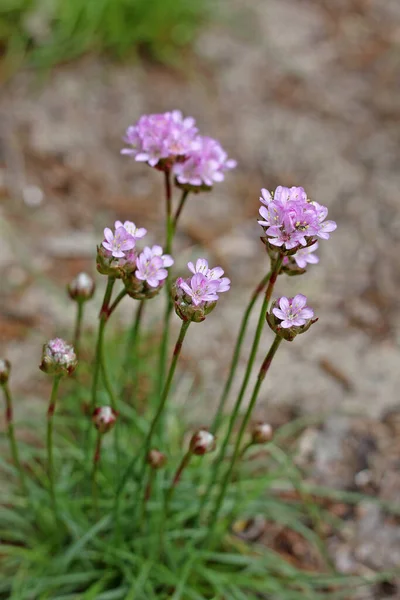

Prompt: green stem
[207,334,283,543]
[199,255,283,522]
[107,288,127,317]
[211,270,272,434]
[100,349,120,475]
[73,301,84,357]
[164,169,173,256]
[160,450,192,547]
[132,320,191,526]
[47,376,62,520]
[121,299,145,398]
[91,430,103,519]
[172,190,189,230]
[1,383,27,495]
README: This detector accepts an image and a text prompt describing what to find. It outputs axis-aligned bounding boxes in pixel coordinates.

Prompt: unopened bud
[190,429,216,456]
[147,449,167,469]
[0,359,11,385]
[68,272,95,302]
[39,338,78,376]
[92,406,117,434]
[251,422,273,445]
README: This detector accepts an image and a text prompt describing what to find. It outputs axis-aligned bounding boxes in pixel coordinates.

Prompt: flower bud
[67,272,96,302]
[92,406,117,434]
[39,338,78,376]
[0,359,11,385]
[147,449,167,469]
[190,429,216,456]
[251,422,273,445]
[96,245,126,278]
[266,295,317,342]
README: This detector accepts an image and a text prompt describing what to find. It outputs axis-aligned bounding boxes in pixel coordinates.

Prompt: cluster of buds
[121,110,236,191]
[251,422,274,445]
[258,186,336,256]
[173,259,230,323]
[39,338,77,376]
[267,295,317,341]
[0,359,11,385]
[67,272,96,303]
[190,429,216,456]
[92,406,118,434]
[147,449,167,469]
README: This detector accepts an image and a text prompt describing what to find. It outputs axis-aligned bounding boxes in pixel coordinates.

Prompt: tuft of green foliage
[0,0,211,68]
[1,331,396,600]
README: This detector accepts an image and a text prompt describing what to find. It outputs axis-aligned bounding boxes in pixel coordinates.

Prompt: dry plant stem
[200,255,283,521]
[211,270,272,434]
[132,320,191,527]
[47,376,62,520]
[207,334,283,543]
[1,383,27,495]
[91,430,103,519]
[73,301,84,357]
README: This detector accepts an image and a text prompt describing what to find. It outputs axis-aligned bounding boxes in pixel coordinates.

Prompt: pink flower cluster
[101,221,173,288]
[258,186,336,252]
[176,259,230,306]
[121,111,236,188]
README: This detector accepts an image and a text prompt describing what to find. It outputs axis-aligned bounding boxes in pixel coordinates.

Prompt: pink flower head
[114,220,147,240]
[292,242,319,269]
[121,111,198,167]
[258,185,336,252]
[102,226,135,258]
[272,294,314,329]
[173,136,236,188]
[135,245,173,288]
[178,273,220,306]
[187,258,231,293]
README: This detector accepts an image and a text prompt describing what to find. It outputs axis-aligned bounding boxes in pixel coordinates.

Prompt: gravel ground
[1,0,400,591]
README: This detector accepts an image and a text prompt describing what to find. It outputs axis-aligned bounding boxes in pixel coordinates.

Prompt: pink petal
[299,307,314,319]
[104,228,114,243]
[272,308,286,320]
[292,294,307,310]
[279,297,290,312]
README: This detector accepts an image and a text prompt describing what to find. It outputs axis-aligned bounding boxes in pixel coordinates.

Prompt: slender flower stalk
[211,270,271,434]
[132,320,191,526]
[206,334,283,543]
[73,302,84,356]
[91,429,103,518]
[47,376,62,519]
[0,367,27,495]
[68,273,95,356]
[200,255,283,521]
[121,299,145,397]
[173,190,189,230]
[161,430,215,547]
[91,277,115,409]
